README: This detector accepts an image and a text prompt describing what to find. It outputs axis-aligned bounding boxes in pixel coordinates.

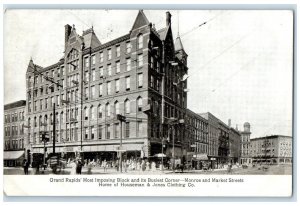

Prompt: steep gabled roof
[157,25,169,41]
[131,10,150,31]
[175,36,185,52]
[82,27,101,49]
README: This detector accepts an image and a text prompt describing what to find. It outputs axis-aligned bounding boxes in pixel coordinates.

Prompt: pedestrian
[146,161,150,171]
[23,159,28,175]
[87,161,93,174]
[103,159,107,173]
[78,159,83,174]
[141,160,146,172]
[151,161,156,172]
[35,161,40,175]
[70,159,77,175]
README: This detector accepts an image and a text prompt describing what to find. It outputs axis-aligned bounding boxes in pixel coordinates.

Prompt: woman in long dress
[70,160,77,175]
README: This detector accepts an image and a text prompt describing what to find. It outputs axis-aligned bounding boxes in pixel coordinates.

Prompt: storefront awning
[194,153,209,160]
[4,150,25,160]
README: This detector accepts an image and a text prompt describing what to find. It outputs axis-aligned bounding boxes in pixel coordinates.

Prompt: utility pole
[117,114,126,173]
[53,103,56,155]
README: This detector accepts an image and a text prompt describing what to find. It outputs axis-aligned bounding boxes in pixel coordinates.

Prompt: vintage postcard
[3,8,294,197]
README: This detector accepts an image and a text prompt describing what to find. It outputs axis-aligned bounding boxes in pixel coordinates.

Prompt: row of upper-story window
[27,55,146,92]
[4,139,24,150]
[82,34,148,68]
[30,120,146,144]
[28,97,145,128]
[4,125,24,137]
[28,34,162,89]
[4,112,25,123]
[27,73,145,113]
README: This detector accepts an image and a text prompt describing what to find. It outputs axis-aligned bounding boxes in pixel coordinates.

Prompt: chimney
[166,11,172,26]
[228,119,231,127]
[65,24,72,50]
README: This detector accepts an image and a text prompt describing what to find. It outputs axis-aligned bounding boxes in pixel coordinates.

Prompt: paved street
[4,164,292,175]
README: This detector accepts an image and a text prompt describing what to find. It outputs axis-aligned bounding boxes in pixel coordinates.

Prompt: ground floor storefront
[252,157,292,165]
[4,150,25,167]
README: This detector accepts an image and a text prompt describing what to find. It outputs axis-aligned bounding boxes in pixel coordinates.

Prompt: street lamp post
[166,117,184,173]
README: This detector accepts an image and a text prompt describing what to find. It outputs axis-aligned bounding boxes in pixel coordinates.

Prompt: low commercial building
[4,100,26,167]
[250,135,292,164]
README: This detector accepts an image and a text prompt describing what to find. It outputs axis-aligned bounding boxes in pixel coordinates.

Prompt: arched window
[39,116,42,126]
[28,118,31,127]
[44,115,48,126]
[137,34,143,49]
[50,113,53,125]
[125,99,130,114]
[60,112,64,124]
[114,101,119,115]
[98,104,103,119]
[137,97,143,112]
[106,103,110,117]
[34,116,37,127]
[91,105,96,120]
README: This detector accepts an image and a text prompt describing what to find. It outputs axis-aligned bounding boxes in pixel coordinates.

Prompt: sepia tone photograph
[3,9,293,178]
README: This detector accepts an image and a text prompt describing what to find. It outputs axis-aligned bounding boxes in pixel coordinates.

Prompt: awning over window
[194,153,209,160]
[4,151,25,160]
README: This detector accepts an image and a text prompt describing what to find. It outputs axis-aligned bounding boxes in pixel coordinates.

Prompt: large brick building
[4,100,26,166]
[24,10,208,163]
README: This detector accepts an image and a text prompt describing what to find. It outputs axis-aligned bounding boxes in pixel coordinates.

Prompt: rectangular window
[40,99,43,110]
[99,84,103,96]
[100,52,103,62]
[85,71,89,82]
[91,69,95,81]
[85,57,89,68]
[115,123,120,138]
[115,79,120,93]
[125,76,130,90]
[85,87,89,100]
[106,124,111,139]
[138,73,143,88]
[57,68,60,77]
[107,81,111,95]
[107,65,112,76]
[126,58,131,71]
[116,45,120,57]
[91,126,95,139]
[85,127,89,139]
[151,56,154,69]
[116,61,120,73]
[150,75,154,88]
[98,125,103,139]
[108,49,112,60]
[91,86,95,99]
[125,122,130,138]
[138,54,143,67]
[91,55,96,65]
[45,98,48,109]
[126,42,131,53]
[99,67,104,77]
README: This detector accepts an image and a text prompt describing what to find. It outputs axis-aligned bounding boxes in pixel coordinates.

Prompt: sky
[3,9,293,138]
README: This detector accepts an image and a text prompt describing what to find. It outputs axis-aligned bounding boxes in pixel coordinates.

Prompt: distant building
[4,100,26,167]
[240,122,251,165]
[218,120,230,165]
[250,135,292,164]
[228,126,241,164]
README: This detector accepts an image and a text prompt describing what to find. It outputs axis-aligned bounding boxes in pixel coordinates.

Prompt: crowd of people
[66,157,161,174]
